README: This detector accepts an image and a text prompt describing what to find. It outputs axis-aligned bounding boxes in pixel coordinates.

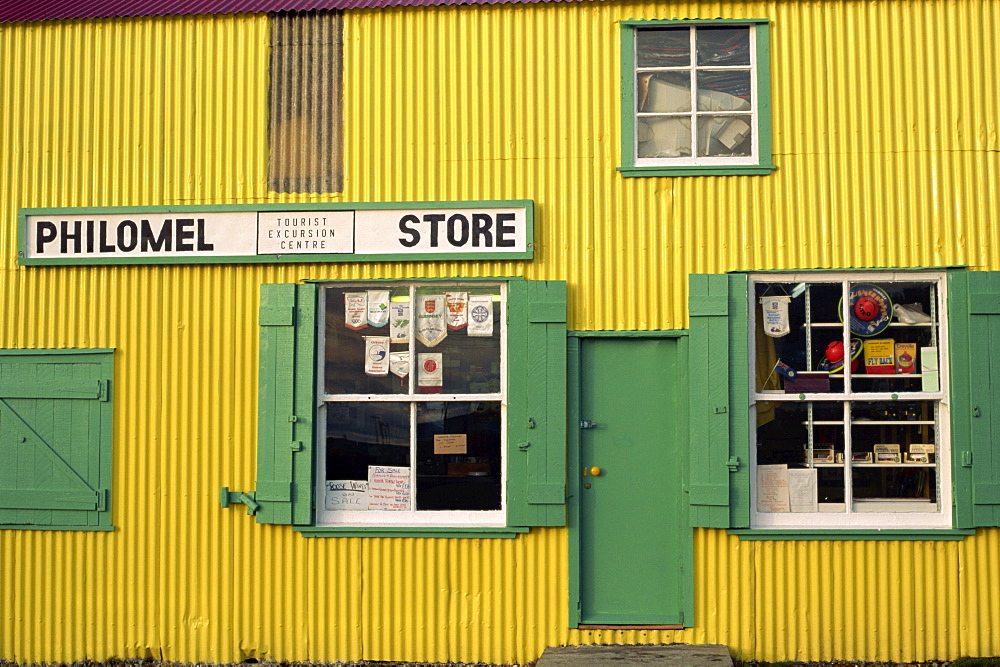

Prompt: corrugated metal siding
[2,0,1000,664]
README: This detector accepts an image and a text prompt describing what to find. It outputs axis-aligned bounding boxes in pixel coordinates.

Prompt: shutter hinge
[98,379,110,401]
[715,406,728,414]
[219,487,261,515]
[963,451,974,467]
[290,441,304,452]
[727,456,741,472]
[527,418,535,429]
[96,489,108,511]
[518,442,531,451]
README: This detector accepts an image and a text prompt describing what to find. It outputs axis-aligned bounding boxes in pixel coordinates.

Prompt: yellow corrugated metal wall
[2,0,1000,663]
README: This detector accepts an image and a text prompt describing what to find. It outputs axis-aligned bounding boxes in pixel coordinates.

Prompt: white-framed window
[749,272,951,529]
[630,22,762,169]
[315,282,507,527]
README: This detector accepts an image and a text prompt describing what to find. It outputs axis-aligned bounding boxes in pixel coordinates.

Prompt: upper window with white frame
[620,20,774,176]
[750,272,950,529]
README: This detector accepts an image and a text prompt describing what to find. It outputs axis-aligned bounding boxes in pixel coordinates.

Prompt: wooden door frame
[567,331,693,628]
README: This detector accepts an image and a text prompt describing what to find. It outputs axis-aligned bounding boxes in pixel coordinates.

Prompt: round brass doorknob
[590,466,602,476]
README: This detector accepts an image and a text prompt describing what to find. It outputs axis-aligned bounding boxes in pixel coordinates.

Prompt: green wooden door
[576,336,689,625]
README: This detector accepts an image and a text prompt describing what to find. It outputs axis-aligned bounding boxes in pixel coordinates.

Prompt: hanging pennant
[367,290,390,327]
[467,295,494,337]
[345,292,368,330]
[389,351,410,378]
[418,353,443,393]
[760,296,792,337]
[364,336,390,376]
[416,295,447,347]
[445,292,469,330]
[390,302,410,343]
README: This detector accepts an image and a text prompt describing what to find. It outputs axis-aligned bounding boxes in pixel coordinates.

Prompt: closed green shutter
[688,274,749,529]
[506,279,568,527]
[0,350,113,530]
[951,271,1000,528]
[256,283,317,525]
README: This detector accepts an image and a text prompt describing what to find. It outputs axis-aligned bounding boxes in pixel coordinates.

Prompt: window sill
[296,526,530,538]
[618,164,777,178]
[729,528,975,541]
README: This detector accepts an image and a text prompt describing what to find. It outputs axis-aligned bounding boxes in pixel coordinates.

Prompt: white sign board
[20,202,533,265]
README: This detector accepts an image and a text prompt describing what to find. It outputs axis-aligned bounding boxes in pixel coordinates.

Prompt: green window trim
[689,268,1000,534]
[0,349,115,531]
[730,529,975,541]
[620,19,774,177]
[252,278,568,533]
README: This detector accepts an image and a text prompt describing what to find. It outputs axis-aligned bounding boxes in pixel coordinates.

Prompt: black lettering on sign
[447,214,469,247]
[196,218,214,251]
[99,220,115,252]
[35,221,57,253]
[423,214,444,248]
[496,213,516,248]
[175,218,195,251]
[141,219,172,252]
[398,215,420,247]
[117,220,138,252]
[471,214,493,247]
[61,220,82,254]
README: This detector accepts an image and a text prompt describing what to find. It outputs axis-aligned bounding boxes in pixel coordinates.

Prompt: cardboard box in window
[895,342,917,374]
[783,371,831,393]
[864,339,896,374]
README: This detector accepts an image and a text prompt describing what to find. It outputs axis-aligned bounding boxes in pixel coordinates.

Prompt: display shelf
[807,322,934,329]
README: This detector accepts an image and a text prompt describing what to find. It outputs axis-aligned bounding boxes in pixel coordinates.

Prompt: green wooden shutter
[0,350,113,530]
[687,274,749,529]
[951,271,1000,528]
[507,279,568,527]
[256,283,317,525]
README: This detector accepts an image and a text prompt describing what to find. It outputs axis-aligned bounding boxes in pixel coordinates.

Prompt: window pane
[325,286,411,395]
[636,28,690,67]
[698,116,752,157]
[415,401,502,511]
[696,71,752,111]
[325,402,411,511]
[695,26,750,66]
[639,73,691,113]
[414,287,501,394]
[638,118,692,159]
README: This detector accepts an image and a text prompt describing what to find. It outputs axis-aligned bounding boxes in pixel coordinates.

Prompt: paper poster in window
[345,292,368,330]
[467,295,494,337]
[364,336,390,376]
[787,469,818,512]
[367,290,390,327]
[756,464,790,512]
[446,292,469,330]
[418,353,443,393]
[390,302,410,343]
[367,465,410,511]
[416,295,447,347]
[325,480,369,510]
[390,351,410,378]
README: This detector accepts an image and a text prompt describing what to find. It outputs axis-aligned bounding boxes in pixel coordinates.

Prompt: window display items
[364,336,390,376]
[895,343,917,373]
[839,284,893,336]
[345,291,368,330]
[418,353,443,392]
[416,295,447,346]
[367,290,390,327]
[817,338,862,373]
[863,339,896,374]
[760,295,792,337]
[390,302,410,342]
[467,295,494,337]
[446,292,469,330]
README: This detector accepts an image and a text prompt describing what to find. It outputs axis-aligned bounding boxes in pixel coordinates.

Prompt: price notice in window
[19,201,533,265]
